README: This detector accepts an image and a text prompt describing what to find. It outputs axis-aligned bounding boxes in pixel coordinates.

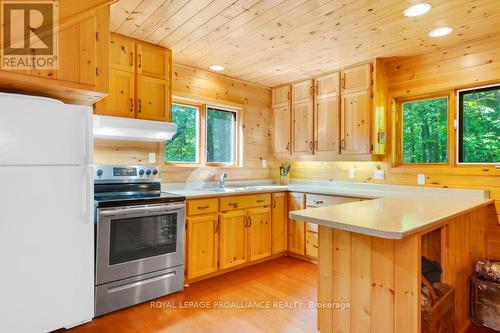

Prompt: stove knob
[96,169,103,177]
[139,169,145,176]
[146,169,152,176]
[153,169,159,175]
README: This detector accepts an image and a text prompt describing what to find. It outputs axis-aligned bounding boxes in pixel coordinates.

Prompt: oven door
[96,203,185,285]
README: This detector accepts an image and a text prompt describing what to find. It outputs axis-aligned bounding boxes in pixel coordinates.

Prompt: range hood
[93,115,177,142]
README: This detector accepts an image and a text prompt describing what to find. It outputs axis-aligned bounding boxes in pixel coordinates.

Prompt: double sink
[200,185,287,193]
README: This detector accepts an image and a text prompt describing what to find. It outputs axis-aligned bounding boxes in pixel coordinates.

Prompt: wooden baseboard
[186,252,287,284]
[287,251,318,264]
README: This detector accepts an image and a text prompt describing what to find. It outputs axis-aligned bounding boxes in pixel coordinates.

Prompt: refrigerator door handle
[84,166,93,224]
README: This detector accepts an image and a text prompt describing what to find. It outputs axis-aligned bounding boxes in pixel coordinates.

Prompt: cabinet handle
[314,141,318,150]
[341,138,345,150]
[315,84,319,95]
[248,216,252,228]
[95,67,99,77]
[256,199,265,203]
[309,141,313,151]
[309,86,313,96]
[286,142,290,151]
[129,98,133,113]
[197,205,209,210]
[214,219,219,233]
[138,99,142,113]
[272,198,276,208]
[341,75,345,90]
[95,31,99,41]
[138,54,142,68]
[314,200,324,204]
[129,52,134,67]
[228,202,239,208]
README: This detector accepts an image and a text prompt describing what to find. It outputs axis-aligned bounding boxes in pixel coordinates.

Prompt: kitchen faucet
[219,172,227,188]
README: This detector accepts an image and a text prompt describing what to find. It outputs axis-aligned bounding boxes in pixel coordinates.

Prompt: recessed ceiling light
[403,3,432,17]
[209,65,224,71]
[428,27,453,37]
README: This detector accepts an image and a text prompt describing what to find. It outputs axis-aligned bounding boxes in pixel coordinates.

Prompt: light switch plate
[417,174,425,185]
[262,159,267,168]
[374,169,385,180]
[349,168,355,179]
[149,153,156,163]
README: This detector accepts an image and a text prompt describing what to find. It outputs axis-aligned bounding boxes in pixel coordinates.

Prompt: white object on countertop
[93,114,177,141]
[0,92,94,332]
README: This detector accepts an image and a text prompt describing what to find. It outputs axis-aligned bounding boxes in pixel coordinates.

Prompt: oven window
[109,213,177,265]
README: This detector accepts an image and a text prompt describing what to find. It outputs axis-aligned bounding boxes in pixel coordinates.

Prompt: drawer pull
[228,202,239,208]
[256,199,265,203]
[197,205,209,210]
[314,200,324,204]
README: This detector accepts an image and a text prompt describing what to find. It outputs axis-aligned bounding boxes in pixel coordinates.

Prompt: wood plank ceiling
[110,0,500,87]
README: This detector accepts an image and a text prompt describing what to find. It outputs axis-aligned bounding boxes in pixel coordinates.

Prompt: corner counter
[290,194,493,333]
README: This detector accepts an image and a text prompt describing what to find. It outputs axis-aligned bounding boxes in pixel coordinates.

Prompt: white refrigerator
[0,93,94,332]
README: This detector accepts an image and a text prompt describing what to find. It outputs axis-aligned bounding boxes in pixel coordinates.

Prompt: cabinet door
[292,101,314,155]
[248,207,271,262]
[186,214,219,280]
[95,69,135,118]
[305,231,318,259]
[136,43,171,80]
[219,210,248,270]
[315,95,340,157]
[288,193,305,255]
[341,90,371,154]
[273,106,291,156]
[57,15,97,86]
[316,72,340,97]
[342,63,371,94]
[292,79,313,103]
[110,34,135,72]
[136,75,170,121]
[271,193,287,254]
[272,85,291,108]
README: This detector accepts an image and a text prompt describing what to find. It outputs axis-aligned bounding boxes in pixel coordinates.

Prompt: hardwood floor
[67,257,318,333]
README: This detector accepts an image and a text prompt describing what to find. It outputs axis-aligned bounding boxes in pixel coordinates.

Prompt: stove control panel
[94,165,160,183]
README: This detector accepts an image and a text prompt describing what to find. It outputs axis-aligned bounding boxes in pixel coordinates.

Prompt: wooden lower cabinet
[271,193,287,254]
[219,210,248,270]
[305,231,318,258]
[248,207,272,261]
[288,192,306,255]
[186,213,218,280]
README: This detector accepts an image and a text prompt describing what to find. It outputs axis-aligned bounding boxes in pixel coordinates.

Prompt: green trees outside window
[164,103,199,163]
[206,107,236,163]
[401,97,448,164]
[459,86,500,163]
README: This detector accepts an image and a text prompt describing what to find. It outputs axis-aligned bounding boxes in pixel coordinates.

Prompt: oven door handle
[100,204,185,217]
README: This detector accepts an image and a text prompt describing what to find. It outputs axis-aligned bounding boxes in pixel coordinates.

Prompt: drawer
[305,231,318,258]
[187,198,218,216]
[220,193,271,211]
[306,193,362,208]
[306,222,318,233]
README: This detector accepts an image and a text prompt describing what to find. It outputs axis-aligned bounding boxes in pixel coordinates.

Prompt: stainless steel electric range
[93,165,185,316]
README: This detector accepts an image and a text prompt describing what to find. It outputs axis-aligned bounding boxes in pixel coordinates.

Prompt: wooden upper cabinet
[136,43,171,80]
[292,101,314,156]
[98,69,135,118]
[342,63,372,94]
[341,89,371,154]
[292,79,313,103]
[248,207,272,262]
[136,75,170,121]
[316,72,340,97]
[186,214,219,280]
[272,85,291,108]
[314,72,340,158]
[273,106,291,156]
[110,34,135,72]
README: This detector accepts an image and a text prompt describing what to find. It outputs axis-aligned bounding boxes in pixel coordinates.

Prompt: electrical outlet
[349,168,355,179]
[149,153,156,163]
[262,159,267,168]
[374,169,385,180]
[417,174,426,185]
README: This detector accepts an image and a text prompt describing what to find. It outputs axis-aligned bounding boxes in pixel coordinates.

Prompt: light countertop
[289,196,492,239]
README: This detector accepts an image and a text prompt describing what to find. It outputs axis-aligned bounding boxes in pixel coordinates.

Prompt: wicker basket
[422,282,455,333]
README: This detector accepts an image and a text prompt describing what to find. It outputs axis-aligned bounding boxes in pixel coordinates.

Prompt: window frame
[163,99,243,168]
[396,92,452,167]
[456,83,500,165]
